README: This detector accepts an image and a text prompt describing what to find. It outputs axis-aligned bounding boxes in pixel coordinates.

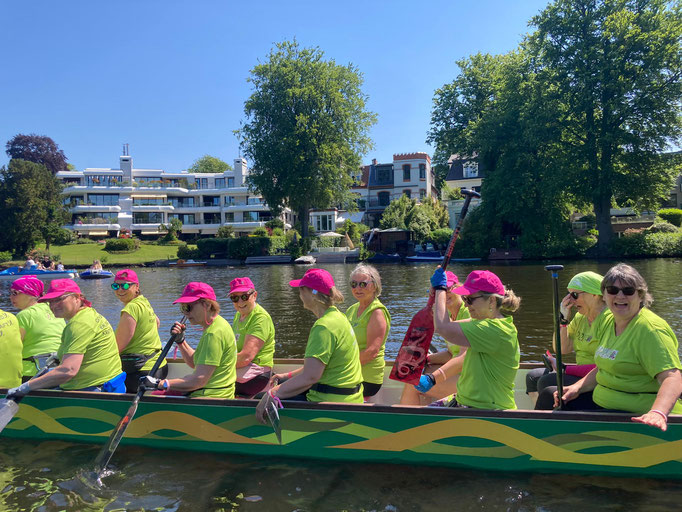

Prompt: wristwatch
[158,379,169,391]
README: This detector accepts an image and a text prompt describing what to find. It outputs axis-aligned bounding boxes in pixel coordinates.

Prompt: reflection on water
[0,259,681,510]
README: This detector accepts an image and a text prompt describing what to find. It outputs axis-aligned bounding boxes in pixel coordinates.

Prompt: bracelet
[650,409,668,422]
[435,367,446,383]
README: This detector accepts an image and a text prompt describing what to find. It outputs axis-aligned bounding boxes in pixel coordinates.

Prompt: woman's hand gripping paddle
[92,316,186,477]
[389,189,481,385]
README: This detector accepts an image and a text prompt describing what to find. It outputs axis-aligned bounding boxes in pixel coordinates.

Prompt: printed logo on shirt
[595,346,618,360]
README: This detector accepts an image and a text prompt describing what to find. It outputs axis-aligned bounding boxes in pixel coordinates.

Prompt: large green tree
[0,160,68,255]
[5,134,68,175]
[188,155,232,174]
[236,40,376,238]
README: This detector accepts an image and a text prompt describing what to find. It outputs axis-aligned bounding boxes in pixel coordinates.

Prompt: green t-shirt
[191,315,237,399]
[120,295,166,371]
[567,308,611,365]
[17,302,65,376]
[592,308,682,414]
[57,308,122,391]
[232,303,275,368]
[447,306,471,358]
[0,309,23,388]
[456,316,520,410]
[305,306,364,403]
[346,299,391,385]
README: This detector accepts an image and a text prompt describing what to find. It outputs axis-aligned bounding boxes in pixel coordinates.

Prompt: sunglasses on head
[351,280,371,289]
[605,286,637,296]
[230,291,254,303]
[463,294,485,305]
[569,291,585,300]
[111,282,134,291]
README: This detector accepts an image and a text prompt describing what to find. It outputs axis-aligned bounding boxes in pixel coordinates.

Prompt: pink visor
[229,277,255,295]
[289,268,335,296]
[172,282,216,304]
[452,270,505,296]
[38,279,92,307]
[445,271,459,289]
[114,269,139,284]
[11,276,44,298]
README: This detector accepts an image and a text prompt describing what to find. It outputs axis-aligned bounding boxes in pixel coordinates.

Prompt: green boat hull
[3,390,681,479]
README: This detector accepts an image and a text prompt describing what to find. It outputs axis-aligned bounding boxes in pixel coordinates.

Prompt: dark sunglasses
[10,289,21,296]
[230,291,254,303]
[605,286,637,296]
[569,291,585,300]
[351,280,371,289]
[180,302,199,313]
[111,282,134,290]
[463,294,485,305]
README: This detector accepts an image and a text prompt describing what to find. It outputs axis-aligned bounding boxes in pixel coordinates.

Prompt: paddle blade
[0,399,19,433]
[389,305,435,385]
[93,398,140,474]
[266,401,282,444]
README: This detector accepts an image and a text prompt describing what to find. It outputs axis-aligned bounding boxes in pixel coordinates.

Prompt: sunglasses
[463,294,485,305]
[10,289,22,297]
[351,280,371,289]
[569,291,585,300]
[179,302,198,314]
[111,282,135,290]
[230,291,254,303]
[605,286,637,296]
[48,293,76,304]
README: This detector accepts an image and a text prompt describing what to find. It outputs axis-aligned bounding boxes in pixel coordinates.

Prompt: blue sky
[0,0,550,172]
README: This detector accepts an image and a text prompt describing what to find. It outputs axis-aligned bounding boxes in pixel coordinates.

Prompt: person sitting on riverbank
[0,309,23,390]
[555,263,682,431]
[90,260,103,271]
[9,277,65,381]
[415,269,521,410]
[345,264,391,399]
[257,268,363,415]
[529,271,611,409]
[5,280,125,399]
[400,271,469,405]
[142,282,237,398]
[56,262,65,271]
[229,277,275,398]
[112,269,168,393]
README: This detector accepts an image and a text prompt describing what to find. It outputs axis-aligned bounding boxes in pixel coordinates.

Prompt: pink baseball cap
[289,268,335,296]
[172,282,217,304]
[114,269,139,284]
[452,270,505,296]
[229,277,255,295]
[11,276,44,298]
[39,279,92,307]
[445,271,459,289]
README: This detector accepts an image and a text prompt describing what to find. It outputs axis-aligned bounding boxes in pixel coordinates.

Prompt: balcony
[131,204,174,211]
[71,205,121,213]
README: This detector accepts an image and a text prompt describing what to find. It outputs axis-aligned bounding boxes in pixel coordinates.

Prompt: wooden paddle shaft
[441,189,481,271]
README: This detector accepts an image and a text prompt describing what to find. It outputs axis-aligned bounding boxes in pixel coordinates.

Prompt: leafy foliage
[159,218,183,242]
[216,225,235,238]
[188,155,232,174]
[611,231,682,257]
[104,238,139,252]
[177,244,201,260]
[657,208,682,227]
[335,219,369,246]
[265,218,285,230]
[5,134,68,175]
[252,227,268,236]
[0,251,12,263]
[380,195,449,242]
[197,236,288,260]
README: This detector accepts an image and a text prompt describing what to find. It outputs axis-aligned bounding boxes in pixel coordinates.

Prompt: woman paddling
[258,268,363,414]
[400,271,469,405]
[0,308,23,389]
[345,264,390,399]
[5,279,125,399]
[229,277,275,397]
[555,263,682,431]
[414,269,521,410]
[9,277,64,380]
[112,269,168,393]
[142,282,237,398]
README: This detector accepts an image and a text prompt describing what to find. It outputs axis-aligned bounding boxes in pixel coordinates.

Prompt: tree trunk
[298,205,309,238]
[45,238,51,251]
[594,194,614,255]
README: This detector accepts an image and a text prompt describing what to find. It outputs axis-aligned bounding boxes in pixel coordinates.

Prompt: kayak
[2,360,680,480]
[0,266,78,280]
[79,269,115,280]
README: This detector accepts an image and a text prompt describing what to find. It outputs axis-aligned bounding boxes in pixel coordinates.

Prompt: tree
[216,225,235,238]
[237,40,376,238]
[0,160,68,255]
[159,217,183,242]
[380,194,415,230]
[188,155,232,174]
[5,134,68,175]
[379,195,449,243]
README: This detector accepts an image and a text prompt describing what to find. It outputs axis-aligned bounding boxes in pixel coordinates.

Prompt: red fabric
[565,364,596,378]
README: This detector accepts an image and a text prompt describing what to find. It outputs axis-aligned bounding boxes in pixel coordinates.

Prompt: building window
[247,197,263,205]
[133,212,164,224]
[195,178,208,189]
[403,190,411,199]
[169,213,195,224]
[420,189,426,199]
[463,162,479,178]
[203,212,221,224]
[403,164,411,181]
[224,196,235,206]
[73,212,118,224]
[419,164,426,180]
[133,197,164,206]
[378,191,391,207]
[86,175,122,187]
[315,214,333,232]
[202,196,220,207]
[168,197,194,208]
[227,177,235,188]
[377,168,391,184]
[87,194,119,206]
[224,212,234,222]
[215,178,225,188]
[244,211,259,222]
[64,196,85,206]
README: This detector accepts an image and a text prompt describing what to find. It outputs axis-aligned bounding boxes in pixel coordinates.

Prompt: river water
[1,259,681,511]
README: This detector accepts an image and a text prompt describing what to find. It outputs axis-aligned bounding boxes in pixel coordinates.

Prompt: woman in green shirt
[0,309,23,389]
[112,269,167,393]
[400,271,469,405]
[9,276,64,379]
[345,264,390,398]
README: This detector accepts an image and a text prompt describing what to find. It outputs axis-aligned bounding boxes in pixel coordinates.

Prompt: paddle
[255,376,282,444]
[92,316,186,476]
[389,189,481,385]
[545,265,565,409]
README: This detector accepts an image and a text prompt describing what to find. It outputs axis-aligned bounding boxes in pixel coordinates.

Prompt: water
[1,259,681,511]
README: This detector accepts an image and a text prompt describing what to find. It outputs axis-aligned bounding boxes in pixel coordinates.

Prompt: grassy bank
[31,243,183,266]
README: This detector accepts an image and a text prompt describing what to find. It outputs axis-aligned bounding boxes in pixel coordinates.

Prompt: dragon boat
[2,360,681,480]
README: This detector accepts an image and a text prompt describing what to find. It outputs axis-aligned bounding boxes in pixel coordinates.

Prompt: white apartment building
[56,151,288,239]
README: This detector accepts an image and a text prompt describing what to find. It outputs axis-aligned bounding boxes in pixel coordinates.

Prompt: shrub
[317,235,341,248]
[53,229,75,245]
[0,251,12,263]
[610,231,682,257]
[252,227,269,237]
[177,244,201,260]
[430,228,454,247]
[216,225,235,238]
[271,227,284,237]
[647,222,679,234]
[657,208,682,227]
[265,218,285,230]
[104,238,139,252]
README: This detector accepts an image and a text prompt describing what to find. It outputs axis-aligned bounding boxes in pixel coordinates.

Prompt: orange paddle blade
[389,304,434,385]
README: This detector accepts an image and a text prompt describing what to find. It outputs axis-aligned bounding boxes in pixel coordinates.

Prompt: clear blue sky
[0,0,550,172]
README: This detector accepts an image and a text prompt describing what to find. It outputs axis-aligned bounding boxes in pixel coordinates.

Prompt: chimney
[233,158,248,187]
[120,147,133,181]
[372,158,377,165]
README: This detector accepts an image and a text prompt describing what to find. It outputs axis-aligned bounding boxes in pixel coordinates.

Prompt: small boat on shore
[79,269,114,280]
[2,360,680,480]
[169,259,207,268]
[0,266,78,280]
[405,250,443,262]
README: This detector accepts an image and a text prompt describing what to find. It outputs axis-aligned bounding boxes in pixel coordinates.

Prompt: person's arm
[358,309,387,366]
[556,366,599,406]
[19,327,26,340]
[236,335,265,368]
[273,366,304,381]
[434,348,468,381]
[271,357,325,399]
[25,353,84,390]
[163,364,216,392]
[171,321,195,367]
[115,312,137,352]
[426,349,453,366]
[432,289,471,347]
[632,368,682,431]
